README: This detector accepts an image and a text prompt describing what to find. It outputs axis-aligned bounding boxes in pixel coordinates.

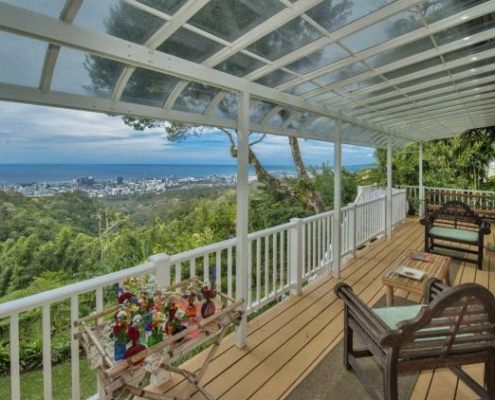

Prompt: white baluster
[42,305,53,400]
[71,296,80,400]
[10,313,20,400]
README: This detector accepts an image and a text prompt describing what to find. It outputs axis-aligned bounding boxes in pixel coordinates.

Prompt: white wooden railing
[0,190,407,400]
[396,185,495,212]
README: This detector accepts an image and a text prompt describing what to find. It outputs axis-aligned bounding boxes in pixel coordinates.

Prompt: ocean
[0,164,374,185]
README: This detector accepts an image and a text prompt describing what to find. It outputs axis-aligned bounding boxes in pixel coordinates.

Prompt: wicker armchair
[335,279,495,400]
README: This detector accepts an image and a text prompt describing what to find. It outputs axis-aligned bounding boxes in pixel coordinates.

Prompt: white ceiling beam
[0,3,409,142]
[0,81,397,146]
[112,0,211,101]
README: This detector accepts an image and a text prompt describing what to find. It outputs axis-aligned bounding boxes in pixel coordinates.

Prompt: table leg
[386,285,394,306]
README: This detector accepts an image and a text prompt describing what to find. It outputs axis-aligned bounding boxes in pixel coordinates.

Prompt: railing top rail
[302,209,334,223]
[396,185,495,196]
[0,262,152,318]
[355,195,386,207]
[170,238,237,264]
[248,221,294,240]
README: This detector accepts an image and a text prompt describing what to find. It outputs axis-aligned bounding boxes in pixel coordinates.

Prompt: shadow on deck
[150,218,495,400]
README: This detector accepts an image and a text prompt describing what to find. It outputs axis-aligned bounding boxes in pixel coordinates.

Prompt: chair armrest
[420,214,434,227]
[334,283,390,340]
[424,277,450,304]
[480,221,491,235]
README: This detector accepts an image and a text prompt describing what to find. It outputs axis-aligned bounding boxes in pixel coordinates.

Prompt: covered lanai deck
[0,0,495,399]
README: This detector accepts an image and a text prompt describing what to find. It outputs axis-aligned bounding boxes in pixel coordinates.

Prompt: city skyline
[0,101,376,166]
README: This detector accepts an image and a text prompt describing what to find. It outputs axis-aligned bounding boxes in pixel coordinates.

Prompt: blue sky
[0,101,377,166]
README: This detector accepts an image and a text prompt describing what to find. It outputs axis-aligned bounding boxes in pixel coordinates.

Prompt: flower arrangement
[108,276,218,363]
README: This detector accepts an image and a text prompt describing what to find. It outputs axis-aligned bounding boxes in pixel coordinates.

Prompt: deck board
[154,219,494,400]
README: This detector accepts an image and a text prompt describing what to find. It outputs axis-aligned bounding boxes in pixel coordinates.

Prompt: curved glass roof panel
[121,69,181,107]
[255,70,296,88]
[74,0,164,45]
[285,44,349,75]
[288,112,311,130]
[187,0,285,43]
[172,82,221,114]
[214,53,266,77]
[157,28,223,63]
[213,93,238,119]
[250,100,277,124]
[52,47,124,98]
[422,0,491,24]
[266,108,295,127]
[246,18,323,61]
[306,0,398,33]
[1,0,64,18]
[0,31,46,87]
[305,117,328,133]
[335,77,384,96]
[135,0,188,15]
[341,7,423,54]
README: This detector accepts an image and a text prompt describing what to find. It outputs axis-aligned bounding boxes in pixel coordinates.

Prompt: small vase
[114,341,126,362]
[148,331,163,347]
[201,298,216,319]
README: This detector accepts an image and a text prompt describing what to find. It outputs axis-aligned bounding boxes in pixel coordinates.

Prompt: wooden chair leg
[384,355,398,400]
[485,356,495,400]
[343,307,353,371]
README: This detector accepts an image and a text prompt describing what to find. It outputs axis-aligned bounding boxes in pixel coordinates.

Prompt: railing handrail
[0,261,152,318]
[396,184,495,196]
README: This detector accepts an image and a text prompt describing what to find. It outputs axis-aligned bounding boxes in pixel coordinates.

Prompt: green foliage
[373,127,495,190]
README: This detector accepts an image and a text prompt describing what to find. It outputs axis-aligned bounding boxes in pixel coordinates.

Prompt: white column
[332,119,342,278]
[289,218,303,295]
[418,141,425,217]
[235,91,249,348]
[386,138,393,239]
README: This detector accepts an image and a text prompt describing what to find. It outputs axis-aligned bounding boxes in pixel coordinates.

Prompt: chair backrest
[431,200,483,229]
[386,283,495,359]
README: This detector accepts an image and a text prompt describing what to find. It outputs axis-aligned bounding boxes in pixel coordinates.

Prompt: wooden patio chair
[334,278,495,400]
[420,200,490,269]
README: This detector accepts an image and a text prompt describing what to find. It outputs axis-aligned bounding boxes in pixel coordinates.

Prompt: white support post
[332,119,342,278]
[418,141,425,217]
[150,253,171,288]
[349,203,357,259]
[289,218,303,295]
[235,91,250,349]
[386,138,393,239]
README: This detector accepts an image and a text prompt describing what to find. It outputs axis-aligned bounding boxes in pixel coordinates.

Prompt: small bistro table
[382,253,451,306]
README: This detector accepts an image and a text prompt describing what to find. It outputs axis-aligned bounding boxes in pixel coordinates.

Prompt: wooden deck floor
[152,218,495,400]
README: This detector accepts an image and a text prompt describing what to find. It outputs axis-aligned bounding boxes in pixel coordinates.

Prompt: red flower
[113,325,123,334]
[203,289,214,300]
[169,308,177,319]
[118,292,133,304]
[127,326,140,343]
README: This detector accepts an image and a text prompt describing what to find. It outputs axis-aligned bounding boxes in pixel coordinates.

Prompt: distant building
[117,177,123,184]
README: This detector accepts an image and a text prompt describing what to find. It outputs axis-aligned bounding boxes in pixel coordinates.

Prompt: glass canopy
[0,0,494,148]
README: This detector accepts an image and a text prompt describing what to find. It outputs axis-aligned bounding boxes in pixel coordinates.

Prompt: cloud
[0,101,376,165]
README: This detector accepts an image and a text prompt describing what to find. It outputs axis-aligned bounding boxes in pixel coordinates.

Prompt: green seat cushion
[429,226,478,242]
[373,305,423,329]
